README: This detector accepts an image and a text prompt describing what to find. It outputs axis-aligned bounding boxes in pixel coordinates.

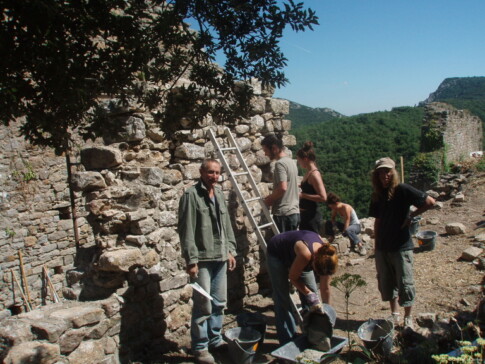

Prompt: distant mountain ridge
[287,101,343,129]
[422,76,485,104]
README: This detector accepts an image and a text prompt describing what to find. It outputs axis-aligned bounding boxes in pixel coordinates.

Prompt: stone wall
[0,80,294,363]
[0,123,95,312]
[410,102,483,191]
[423,102,483,163]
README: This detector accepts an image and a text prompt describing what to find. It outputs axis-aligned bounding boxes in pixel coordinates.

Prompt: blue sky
[272,0,485,115]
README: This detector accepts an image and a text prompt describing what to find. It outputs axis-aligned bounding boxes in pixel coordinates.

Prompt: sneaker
[404,315,414,330]
[356,243,367,256]
[194,349,215,364]
[387,312,401,326]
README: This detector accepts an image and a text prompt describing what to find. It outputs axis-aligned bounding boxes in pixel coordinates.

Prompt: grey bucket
[416,230,437,251]
[237,312,267,346]
[409,216,422,236]
[357,319,394,357]
[224,326,261,364]
[303,304,337,352]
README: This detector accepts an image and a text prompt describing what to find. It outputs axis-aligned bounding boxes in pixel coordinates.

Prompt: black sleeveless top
[300,179,318,212]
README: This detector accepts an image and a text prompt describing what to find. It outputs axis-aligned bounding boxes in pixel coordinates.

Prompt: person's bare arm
[342,204,352,231]
[300,171,327,202]
[265,181,287,206]
[288,241,312,295]
[319,275,331,304]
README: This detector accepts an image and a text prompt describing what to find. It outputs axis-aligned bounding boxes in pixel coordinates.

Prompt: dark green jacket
[178,180,237,265]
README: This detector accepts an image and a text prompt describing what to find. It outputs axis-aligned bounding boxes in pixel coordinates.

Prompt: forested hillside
[289,106,425,218]
[287,101,343,129]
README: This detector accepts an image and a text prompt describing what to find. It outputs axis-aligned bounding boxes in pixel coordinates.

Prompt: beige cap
[375,157,395,170]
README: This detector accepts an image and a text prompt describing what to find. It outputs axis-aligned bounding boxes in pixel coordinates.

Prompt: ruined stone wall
[0,123,95,312]
[423,102,483,163]
[0,80,294,363]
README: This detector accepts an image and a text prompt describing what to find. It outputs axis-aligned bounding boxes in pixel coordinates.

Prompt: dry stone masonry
[0,79,297,363]
[423,102,483,163]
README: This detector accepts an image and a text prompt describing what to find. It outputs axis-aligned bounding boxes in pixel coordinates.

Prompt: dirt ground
[162,172,485,363]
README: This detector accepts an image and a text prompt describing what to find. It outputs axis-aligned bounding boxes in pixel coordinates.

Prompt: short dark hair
[261,134,283,150]
[326,192,340,205]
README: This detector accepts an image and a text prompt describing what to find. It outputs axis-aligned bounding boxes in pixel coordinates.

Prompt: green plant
[1,1,318,155]
[12,159,37,182]
[331,273,368,358]
[21,163,37,182]
[5,227,15,238]
[421,121,444,152]
[412,152,442,186]
[475,156,485,172]
[432,338,485,363]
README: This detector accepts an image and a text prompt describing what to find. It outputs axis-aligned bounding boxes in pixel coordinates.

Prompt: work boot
[194,349,215,364]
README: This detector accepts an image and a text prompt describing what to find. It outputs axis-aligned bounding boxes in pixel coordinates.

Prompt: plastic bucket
[237,312,267,345]
[409,216,422,236]
[357,319,394,357]
[416,230,437,251]
[224,327,261,364]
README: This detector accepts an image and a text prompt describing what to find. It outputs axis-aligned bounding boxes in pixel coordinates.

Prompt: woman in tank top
[297,141,327,233]
[266,230,338,345]
[325,192,367,256]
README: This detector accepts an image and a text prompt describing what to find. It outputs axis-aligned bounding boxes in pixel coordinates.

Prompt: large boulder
[71,172,107,192]
[98,249,145,272]
[81,146,122,170]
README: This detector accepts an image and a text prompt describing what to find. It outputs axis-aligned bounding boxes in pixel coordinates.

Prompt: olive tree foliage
[0,0,318,154]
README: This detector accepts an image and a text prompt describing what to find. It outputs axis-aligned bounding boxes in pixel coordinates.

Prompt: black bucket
[409,216,422,236]
[224,327,261,364]
[357,319,394,357]
[237,312,267,346]
[416,230,437,251]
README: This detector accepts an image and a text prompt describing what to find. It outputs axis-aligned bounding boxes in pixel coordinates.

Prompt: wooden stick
[11,269,31,311]
[43,266,60,303]
[18,250,32,309]
[400,156,405,183]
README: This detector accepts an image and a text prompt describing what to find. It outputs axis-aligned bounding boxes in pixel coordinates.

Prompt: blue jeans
[266,254,318,345]
[274,213,300,233]
[325,221,361,247]
[190,261,227,352]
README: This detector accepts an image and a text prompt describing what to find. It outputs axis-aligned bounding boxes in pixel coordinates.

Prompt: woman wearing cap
[297,141,327,233]
[369,157,435,330]
[266,230,338,344]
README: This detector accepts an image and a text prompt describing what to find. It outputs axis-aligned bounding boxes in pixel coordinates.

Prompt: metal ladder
[207,127,303,326]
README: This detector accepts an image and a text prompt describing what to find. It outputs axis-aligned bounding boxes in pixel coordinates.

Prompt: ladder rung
[244,197,261,203]
[257,222,274,230]
[233,172,249,177]
[220,147,237,151]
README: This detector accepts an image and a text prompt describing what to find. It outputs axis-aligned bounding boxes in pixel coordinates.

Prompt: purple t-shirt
[267,230,323,267]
